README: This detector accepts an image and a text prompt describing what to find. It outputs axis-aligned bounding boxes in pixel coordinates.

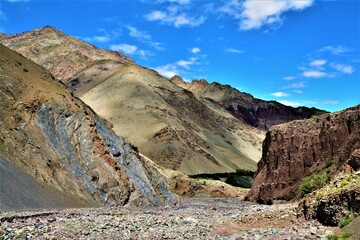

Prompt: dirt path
[0,198,336,239]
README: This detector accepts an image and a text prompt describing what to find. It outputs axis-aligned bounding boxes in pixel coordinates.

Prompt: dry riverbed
[0,198,336,239]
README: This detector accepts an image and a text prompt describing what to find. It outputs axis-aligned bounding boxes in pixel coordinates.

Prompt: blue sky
[0,0,359,112]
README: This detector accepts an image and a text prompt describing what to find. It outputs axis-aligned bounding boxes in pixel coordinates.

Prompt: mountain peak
[0,26,135,82]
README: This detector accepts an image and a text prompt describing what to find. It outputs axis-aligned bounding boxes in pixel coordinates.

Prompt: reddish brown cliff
[247,105,360,203]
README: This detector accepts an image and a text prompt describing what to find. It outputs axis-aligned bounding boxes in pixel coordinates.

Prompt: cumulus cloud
[303,70,327,78]
[284,82,305,89]
[293,90,302,94]
[310,59,326,67]
[224,48,244,54]
[271,92,290,97]
[331,63,354,74]
[278,100,302,107]
[177,57,197,69]
[127,26,164,50]
[83,35,111,43]
[145,5,205,28]
[191,47,200,54]
[220,0,314,31]
[283,76,296,80]
[110,44,137,54]
[318,45,352,55]
[154,64,180,78]
[153,54,203,78]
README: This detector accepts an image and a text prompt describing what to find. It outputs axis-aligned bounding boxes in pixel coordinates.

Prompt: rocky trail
[0,198,336,240]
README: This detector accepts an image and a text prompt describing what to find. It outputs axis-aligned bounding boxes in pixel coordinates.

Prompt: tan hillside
[0,26,134,82]
[75,63,264,175]
[0,44,177,210]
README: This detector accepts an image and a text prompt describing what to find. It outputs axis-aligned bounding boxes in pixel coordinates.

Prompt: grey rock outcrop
[0,44,177,210]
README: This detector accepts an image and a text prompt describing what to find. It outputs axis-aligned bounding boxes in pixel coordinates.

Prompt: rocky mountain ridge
[171,76,327,130]
[0,44,177,210]
[0,26,134,82]
[1,26,265,175]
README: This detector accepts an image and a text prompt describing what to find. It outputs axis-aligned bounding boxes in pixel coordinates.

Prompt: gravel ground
[0,198,336,240]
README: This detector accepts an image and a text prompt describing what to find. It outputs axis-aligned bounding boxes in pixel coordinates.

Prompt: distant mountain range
[0,26,324,175]
[171,76,327,130]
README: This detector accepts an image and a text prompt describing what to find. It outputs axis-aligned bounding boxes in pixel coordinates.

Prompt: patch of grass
[339,217,355,228]
[327,234,338,240]
[325,158,335,168]
[299,173,328,196]
[340,232,353,238]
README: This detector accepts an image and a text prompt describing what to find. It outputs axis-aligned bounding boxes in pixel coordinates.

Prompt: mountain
[0,26,265,175]
[171,76,327,130]
[0,44,177,210]
[74,63,264,174]
[247,104,360,204]
[0,26,134,82]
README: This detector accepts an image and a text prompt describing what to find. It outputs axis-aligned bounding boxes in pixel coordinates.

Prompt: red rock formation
[247,105,360,203]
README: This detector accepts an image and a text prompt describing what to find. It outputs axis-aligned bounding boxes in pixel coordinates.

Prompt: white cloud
[220,0,314,31]
[145,6,205,28]
[271,92,290,97]
[83,35,111,43]
[110,44,137,54]
[278,100,302,107]
[310,59,326,67]
[284,82,305,89]
[319,45,351,55]
[323,100,339,105]
[224,48,244,54]
[153,55,203,79]
[293,90,302,94]
[154,64,180,78]
[331,63,354,74]
[177,57,197,69]
[127,26,164,50]
[283,76,296,80]
[191,47,200,54]
[127,26,151,41]
[303,70,327,78]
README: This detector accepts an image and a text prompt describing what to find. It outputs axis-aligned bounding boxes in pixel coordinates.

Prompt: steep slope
[247,105,360,204]
[0,26,265,175]
[0,44,177,210]
[0,26,134,82]
[171,77,327,130]
[74,64,264,175]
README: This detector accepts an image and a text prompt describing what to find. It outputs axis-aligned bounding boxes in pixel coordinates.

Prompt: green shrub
[299,173,328,196]
[327,234,338,240]
[326,158,335,168]
[339,217,355,228]
[340,232,353,238]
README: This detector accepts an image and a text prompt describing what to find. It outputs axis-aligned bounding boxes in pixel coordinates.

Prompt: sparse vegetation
[339,216,355,228]
[340,232,353,238]
[325,158,335,168]
[327,234,338,240]
[299,173,328,196]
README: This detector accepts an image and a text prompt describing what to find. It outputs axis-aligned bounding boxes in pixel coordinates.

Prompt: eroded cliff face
[0,44,177,210]
[247,105,360,203]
